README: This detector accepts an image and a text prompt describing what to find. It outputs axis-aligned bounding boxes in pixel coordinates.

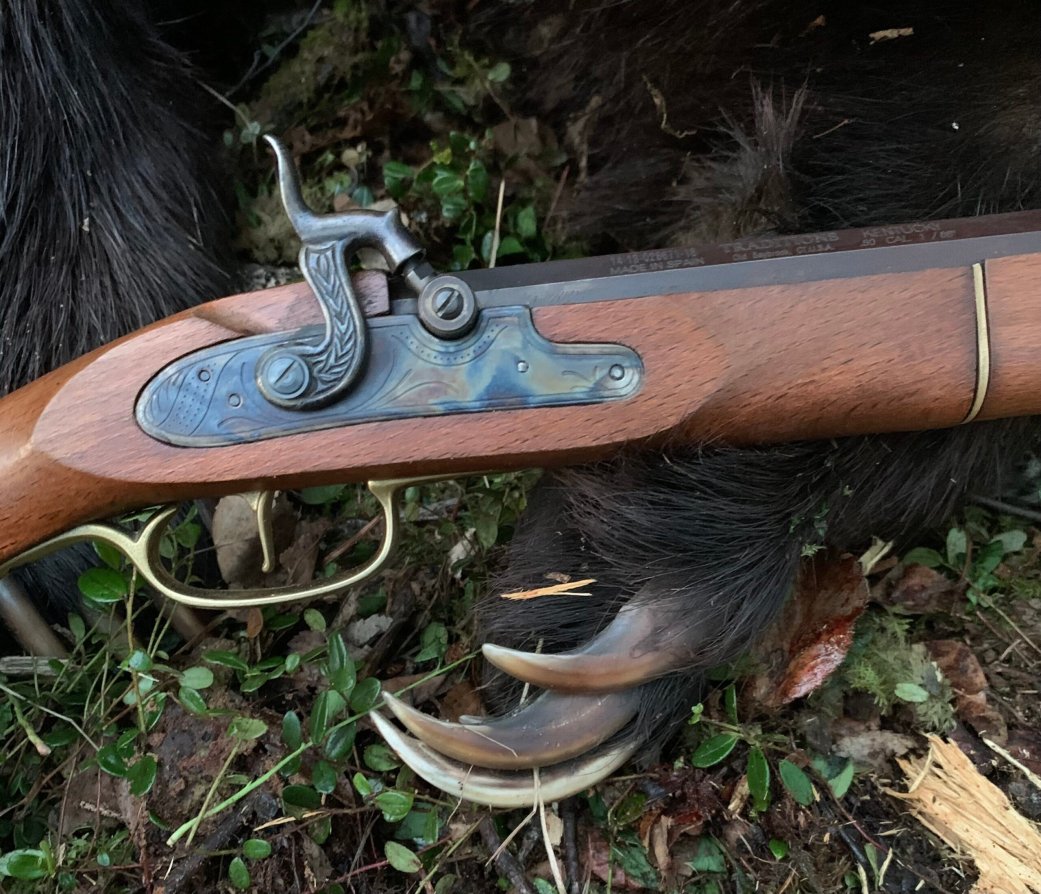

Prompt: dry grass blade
[500,579,596,601]
[886,735,1041,894]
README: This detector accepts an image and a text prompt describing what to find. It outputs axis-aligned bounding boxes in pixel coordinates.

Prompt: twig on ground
[161,792,279,894]
[560,797,582,894]
[480,815,536,894]
[982,736,1041,791]
[970,495,1041,526]
[991,605,1041,660]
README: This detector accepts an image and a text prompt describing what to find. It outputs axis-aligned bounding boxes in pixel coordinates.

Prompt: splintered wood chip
[888,735,1041,893]
[869,27,914,43]
[499,578,596,600]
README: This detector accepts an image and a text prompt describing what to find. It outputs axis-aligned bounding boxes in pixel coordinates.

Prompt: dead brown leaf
[834,727,917,773]
[747,553,869,709]
[927,640,1007,742]
[585,826,649,890]
[440,680,483,722]
[876,563,963,614]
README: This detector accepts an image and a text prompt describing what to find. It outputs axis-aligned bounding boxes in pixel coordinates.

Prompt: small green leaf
[472,514,498,549]
[383,161,414,198]
[179,667,213,690]
[324,722,357,761]
[993,530,1027,553]
[612,791,647,826]
[364,743,401,772]
[353,772,374,798]
[78,567,127,604]
[687,836,726,873]
[239,673,270,693]
[127,650,153,672]
[0,849,51,881]
[894,682,929,703]
[242,839,272,861]
[304,609,327,632]
[298,484,345,505]
[974,539,1006,576]
[394,809,440,846]
[96,743,129,778]
[312,760,338,795]
[282,785,322,809]
[128,755,158,796]
[268,611,297,632]
[68,614,87,643]
[228,856,250,890]
[452,242,476,270]
[376,789,415,823]
[515,205,538,240]
[310,690,346,743]
[94,541,124,571]
[432,170,464,198]
[778,760,815,806]
[827,760,855,799]
[384,841,422,874]
[326,632,355,695]
[903,547,945,567]
[350,678,382,713]
[746,747,770,806]
[688,703,704,725]
[228,716,267,741]
[285,653,301,673]
[769,838,790,860]
[466,160,489,202]
[203,650,249,672]
[352,184,374,208]
[282,711,303,750]
[415,622,448,663]
[724,683,739,725]
[612,836,658,887]
[692,733,739,768]
[486,61,511,83]
[495,235,525,258]
[946,527,968,565]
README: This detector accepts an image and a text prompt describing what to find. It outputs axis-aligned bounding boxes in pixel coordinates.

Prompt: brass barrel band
[961,262,991,424]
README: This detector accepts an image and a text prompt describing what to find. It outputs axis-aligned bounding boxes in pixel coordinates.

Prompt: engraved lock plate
[135,307,643,447]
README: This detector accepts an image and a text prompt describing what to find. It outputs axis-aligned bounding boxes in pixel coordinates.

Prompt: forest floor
[3,3,1041,893]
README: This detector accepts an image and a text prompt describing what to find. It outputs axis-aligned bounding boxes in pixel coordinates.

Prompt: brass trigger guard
[0,477,451,611]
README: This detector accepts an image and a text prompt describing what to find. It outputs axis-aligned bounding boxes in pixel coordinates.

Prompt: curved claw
[382,688,640,770]
[483,601,695,693]
[371,711,638,808]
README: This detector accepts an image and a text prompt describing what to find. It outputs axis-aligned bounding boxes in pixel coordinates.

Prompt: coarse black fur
[475,0,1041,759]
[473,0,1040,250]
[0,0,234,392]
[1,0,233,613]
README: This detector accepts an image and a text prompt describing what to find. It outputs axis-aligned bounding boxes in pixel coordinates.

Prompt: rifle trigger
[242,490,278,573]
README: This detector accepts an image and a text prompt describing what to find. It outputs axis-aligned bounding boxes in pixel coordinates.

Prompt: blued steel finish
[136,307,642,447]
[417,274,478,338]
[256,137,425,410]
[458,210,1041,308]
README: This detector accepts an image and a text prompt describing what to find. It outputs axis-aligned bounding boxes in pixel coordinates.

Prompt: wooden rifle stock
[2,215,1041,565]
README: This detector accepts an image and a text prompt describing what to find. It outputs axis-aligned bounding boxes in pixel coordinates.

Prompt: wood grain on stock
[1,256,1039,562]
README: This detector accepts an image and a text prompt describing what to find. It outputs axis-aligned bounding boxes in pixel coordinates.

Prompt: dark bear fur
[474,0,1041,757]
[1,0,234,611]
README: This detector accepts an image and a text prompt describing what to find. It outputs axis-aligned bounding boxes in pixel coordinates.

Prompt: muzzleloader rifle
[2,138,1040,804]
